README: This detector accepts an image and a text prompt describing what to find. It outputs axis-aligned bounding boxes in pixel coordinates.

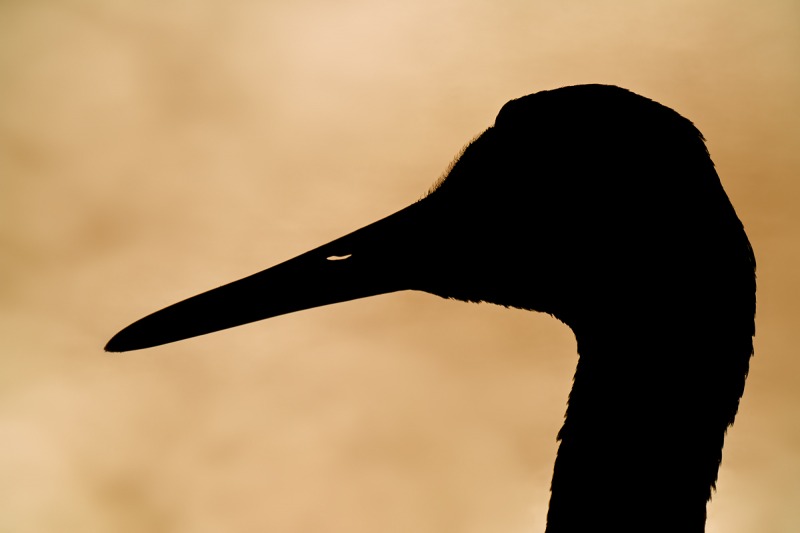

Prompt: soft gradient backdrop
[2,1,798,532]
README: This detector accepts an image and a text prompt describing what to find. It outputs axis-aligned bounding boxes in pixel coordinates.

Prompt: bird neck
[545,320,751,533]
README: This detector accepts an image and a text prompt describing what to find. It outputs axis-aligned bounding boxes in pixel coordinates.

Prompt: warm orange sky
[2,1,798,531]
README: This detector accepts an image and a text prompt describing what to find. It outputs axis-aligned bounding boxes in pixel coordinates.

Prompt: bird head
[106,85,752,352]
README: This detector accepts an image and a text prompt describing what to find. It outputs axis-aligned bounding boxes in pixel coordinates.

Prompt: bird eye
[326,254,352,261]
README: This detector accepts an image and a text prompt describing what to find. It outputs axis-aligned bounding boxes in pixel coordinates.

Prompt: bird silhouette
[106,84,756,532]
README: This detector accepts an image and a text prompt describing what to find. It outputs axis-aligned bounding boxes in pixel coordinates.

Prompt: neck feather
[545,318,753,533]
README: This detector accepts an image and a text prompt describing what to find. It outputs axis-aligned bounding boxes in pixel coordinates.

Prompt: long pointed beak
[105,202,426,352]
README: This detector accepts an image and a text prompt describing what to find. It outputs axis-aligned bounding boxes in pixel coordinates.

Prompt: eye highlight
[326,254,352,261]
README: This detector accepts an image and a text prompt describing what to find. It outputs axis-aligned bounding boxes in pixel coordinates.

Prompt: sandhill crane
[107,84,756,532]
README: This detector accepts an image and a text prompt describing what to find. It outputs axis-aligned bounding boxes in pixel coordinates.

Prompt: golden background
[2,1,798,531]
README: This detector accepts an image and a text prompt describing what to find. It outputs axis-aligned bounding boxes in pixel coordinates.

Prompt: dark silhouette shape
[106,85,756,532]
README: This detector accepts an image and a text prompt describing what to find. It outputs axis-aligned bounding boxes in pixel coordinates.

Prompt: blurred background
[1,1,798,531]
